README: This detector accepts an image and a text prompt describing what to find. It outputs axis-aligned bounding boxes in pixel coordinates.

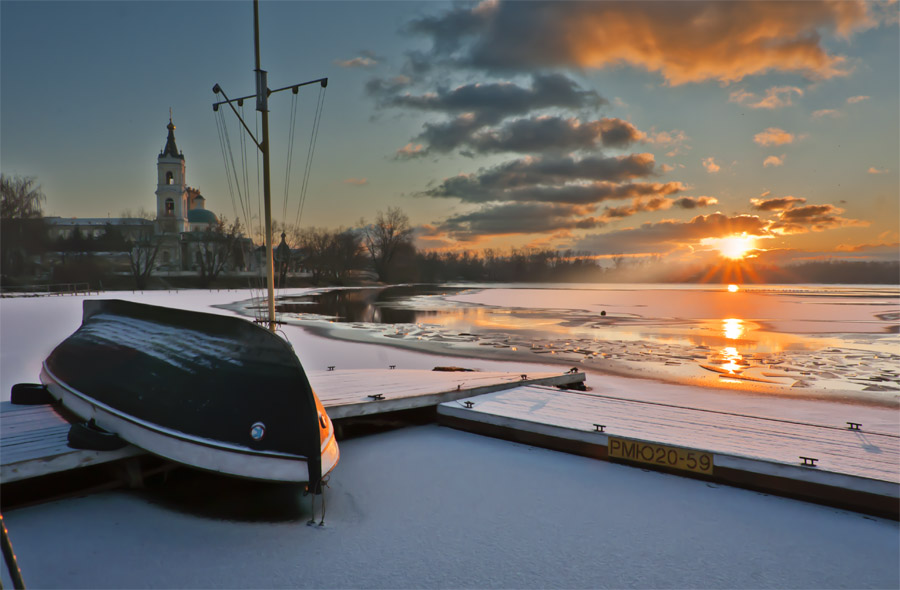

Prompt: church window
[165,198,174,216]
[166,171,174,185]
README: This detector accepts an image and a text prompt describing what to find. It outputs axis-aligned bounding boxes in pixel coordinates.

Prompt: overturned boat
[41,299,339,490]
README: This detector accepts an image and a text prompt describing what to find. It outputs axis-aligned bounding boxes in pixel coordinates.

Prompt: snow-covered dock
[0,369,585,490]
[0,401,143,484]
[309,368,585,419]
[438,385,900,519]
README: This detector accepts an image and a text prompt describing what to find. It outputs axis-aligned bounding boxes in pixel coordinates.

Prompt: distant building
[45,217,154,242]
[47,116,253,272]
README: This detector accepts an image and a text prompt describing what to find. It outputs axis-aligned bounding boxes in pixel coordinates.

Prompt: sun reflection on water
[722,318,744,340]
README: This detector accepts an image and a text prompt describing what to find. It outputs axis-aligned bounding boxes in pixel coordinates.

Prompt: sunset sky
[2,1,898,269]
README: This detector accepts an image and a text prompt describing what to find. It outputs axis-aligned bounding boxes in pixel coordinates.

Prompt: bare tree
[1,174,45,219]
[361,207,413,282]
[297,226,364,283]
[1,175,48,278]
[129,236,161,290]
[196,217,242,288]
[118,207,154,220]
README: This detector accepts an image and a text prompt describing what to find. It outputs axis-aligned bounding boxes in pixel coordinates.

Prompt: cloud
[335,52,380,68]
[729,86,803,109]
[763,154,785,167]
[422,115,646,155]
[343,178,369,186]
[395,143,426,159]
[423,154,662,202]
[867,166,889,174]
[408,1,878,85]
[375,73,605,124]
[364,75,412,96]
[646,129,690,156]
[768,204,868,234]
[702,157,720,173]
[674,196,718,209]
[846,95,870,104]
[751,196,807,211]
[754,127,795,146]
[438,202,605,239]
[812,108,841,118]
[574,213,770,254]
[601,195,718,220]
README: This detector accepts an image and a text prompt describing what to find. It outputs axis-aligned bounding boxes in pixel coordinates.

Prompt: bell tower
[155,113,188,233]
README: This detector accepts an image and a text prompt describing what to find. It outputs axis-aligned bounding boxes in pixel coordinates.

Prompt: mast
[212,0,327,332]
[253,0,276,332]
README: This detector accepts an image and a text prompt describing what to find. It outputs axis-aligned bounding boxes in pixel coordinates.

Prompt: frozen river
[1,287,898,588]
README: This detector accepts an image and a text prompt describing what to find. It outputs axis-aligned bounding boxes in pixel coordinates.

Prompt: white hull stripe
[42,364,339,482]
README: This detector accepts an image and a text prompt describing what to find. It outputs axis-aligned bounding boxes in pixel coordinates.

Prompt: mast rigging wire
[294,85,327,229]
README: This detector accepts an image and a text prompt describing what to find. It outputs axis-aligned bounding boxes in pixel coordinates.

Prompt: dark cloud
[410,1,876,84]
[405,2,491,55]
[438,202,604,239]
[674,196,718,209]
[377,73,605,125]
[422,116,643,155]
[364,76,412,96]
[424,154,661,202]
[750,196,807,211]
[601,195,718,220]
[768,204,866,234]
[574,213,770,254]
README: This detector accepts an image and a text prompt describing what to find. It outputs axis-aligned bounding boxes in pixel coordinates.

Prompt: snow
[1,290,898,588]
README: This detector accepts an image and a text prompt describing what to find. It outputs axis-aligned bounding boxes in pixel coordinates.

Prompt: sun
[708,234,757,260]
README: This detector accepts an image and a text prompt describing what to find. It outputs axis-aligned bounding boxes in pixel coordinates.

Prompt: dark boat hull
[41,299,338,485]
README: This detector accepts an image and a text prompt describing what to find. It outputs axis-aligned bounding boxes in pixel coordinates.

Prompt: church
[45,117,250,272]
[152,116,226,270]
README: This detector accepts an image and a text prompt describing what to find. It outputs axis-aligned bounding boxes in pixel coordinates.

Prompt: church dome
[188,208,218,225]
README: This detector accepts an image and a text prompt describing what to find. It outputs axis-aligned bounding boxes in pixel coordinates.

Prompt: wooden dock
[437,385,900,519]
[0,369,584,489]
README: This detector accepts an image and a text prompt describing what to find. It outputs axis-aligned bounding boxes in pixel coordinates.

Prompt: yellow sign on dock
[608,437,714,475]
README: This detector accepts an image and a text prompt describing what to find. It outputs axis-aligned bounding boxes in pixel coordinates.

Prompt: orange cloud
[431,1,879,85]
[847,95,871,104]
[763,155,785,167]
[335,56,377,68]
[812,109,841,118]
[396,143,426,159]
[702,157,720,173]
[343,178,369,186]
[754,127,795,146]
[729,86,803,109]
[867,166,889,174]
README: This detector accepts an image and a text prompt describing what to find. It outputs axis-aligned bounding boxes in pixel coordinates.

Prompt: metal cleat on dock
[799,456,818,467]
[368,394,384,401]
[847,422,862,431]
[593,424,606,433]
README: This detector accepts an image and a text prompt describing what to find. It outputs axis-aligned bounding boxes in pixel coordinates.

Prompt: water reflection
[268,285,896,361]
[722,318,744,340]
[276,285,465,325]
[258,285,900,396]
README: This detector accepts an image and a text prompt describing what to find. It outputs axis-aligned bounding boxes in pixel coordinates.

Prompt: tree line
[3,174,897,289]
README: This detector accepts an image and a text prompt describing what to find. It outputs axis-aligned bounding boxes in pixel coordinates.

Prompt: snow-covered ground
[1,290,898,588]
